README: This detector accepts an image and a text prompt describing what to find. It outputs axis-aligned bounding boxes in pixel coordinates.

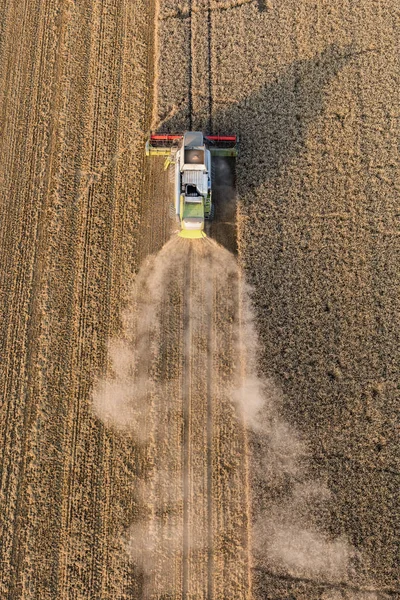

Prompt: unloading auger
[146,131,238,239]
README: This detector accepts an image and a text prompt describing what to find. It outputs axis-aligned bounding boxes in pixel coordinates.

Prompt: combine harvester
[146,131,238,239]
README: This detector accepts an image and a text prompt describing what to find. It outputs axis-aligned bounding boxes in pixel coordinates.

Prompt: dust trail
[93,237,184,442]
[92,234,371,598]
[93,235,249,598]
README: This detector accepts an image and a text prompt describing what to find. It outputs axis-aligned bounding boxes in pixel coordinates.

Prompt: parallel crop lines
[4,0,398,598]
[206,259,216,600]
[55,0,101,591]
[0,1,69,597]
[0,0,157,598]
[189,0,214,131]
[58,2,126,597]
[187,248,211,597]
[182,248,193,599]
[11,0,71,592]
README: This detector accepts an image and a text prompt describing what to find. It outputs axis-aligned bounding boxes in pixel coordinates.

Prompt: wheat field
[0,0,399,599]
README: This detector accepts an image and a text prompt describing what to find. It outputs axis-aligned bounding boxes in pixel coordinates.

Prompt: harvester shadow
[159,44,354,255]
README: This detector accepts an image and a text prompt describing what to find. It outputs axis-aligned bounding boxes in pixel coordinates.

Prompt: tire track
[58,3,120,595]
[205,250,215,600]
[207,1,213,132]
[182,244,193,600]
[188,0,213,131]
[8,0,70,590]
[183,36,216,600]
[0,0,46,486]
[155,255,186,598]
[86,2,128,592]
[93,12,124,598]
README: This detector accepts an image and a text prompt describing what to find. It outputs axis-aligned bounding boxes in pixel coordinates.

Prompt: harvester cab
[146,131,238,239]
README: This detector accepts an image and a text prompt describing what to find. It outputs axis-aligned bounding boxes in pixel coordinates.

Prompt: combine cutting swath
[146,131,238,239]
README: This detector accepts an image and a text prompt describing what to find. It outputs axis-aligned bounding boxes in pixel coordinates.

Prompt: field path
[182,246,193,599]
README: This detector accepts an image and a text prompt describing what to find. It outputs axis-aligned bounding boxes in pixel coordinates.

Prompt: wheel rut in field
[205,251,215,600]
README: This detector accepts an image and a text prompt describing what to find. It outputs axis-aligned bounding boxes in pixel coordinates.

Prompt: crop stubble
[0,0,250,597]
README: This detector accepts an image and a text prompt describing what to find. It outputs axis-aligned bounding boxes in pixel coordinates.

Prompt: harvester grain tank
[146,131,238,239]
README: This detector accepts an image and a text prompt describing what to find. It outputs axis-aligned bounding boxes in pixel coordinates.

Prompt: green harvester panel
[183,202,205,219]
[145,142,172,157]
[210,147,238,157]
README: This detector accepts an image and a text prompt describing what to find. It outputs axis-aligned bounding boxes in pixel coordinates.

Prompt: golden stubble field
[0,0,399,599]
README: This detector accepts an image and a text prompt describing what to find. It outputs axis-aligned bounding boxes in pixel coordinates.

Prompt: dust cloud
[92,235,242,596]
[92,234,369,597]
[93,237,185,441]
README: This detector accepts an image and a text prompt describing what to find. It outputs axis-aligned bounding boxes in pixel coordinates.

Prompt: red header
[206,135,237,142]
[150,134,236,142]
[150,134,182,141]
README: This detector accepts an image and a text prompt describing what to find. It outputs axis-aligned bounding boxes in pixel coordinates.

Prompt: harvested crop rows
[0,1,159,598]
[1,0,399,599]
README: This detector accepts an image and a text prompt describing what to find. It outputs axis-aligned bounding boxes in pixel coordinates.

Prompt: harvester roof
[183,131,203,147]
